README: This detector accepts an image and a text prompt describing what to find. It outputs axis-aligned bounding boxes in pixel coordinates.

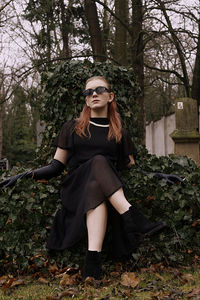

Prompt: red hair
[74,76,122,142]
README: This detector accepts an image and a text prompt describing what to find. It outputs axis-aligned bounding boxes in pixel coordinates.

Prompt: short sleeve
[54,120,75,150]
[117,128,137,169]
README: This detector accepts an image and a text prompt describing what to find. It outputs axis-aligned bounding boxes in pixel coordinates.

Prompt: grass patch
[0,264,200,299]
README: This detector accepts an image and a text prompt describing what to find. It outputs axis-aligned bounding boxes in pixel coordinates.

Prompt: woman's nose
[92,90,98,96]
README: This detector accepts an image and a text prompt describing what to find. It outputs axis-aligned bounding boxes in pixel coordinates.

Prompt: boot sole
[144,222,168,237]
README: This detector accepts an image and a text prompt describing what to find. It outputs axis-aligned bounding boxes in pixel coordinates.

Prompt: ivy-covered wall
[38,60,141,162]
[0,61,199,274]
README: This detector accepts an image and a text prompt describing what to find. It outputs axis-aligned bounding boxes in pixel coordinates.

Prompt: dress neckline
[90,118,109,127]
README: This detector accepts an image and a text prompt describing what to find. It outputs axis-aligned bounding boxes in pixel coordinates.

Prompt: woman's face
[84,79,114,114]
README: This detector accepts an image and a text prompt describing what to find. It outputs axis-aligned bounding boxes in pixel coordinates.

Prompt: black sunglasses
[83,86,111,97]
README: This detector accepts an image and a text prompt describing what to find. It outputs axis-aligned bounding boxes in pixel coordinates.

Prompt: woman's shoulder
[121,127,127,133]
[121,127,130,138]
[61,119,76,129]
[58,120,76,136]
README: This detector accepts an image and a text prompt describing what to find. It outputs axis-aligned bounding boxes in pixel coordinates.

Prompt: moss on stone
[170,129,200,143]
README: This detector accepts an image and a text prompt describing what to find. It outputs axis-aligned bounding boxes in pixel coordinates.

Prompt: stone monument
[170,97,200,164]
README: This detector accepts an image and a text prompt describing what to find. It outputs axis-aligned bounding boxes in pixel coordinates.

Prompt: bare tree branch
[93,0,133,35]
[155,76,183,86]
[144,63,185,82]
[153,0,191,96]
[0,0,13,13]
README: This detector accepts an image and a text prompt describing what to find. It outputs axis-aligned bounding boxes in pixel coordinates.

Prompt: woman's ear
[85,99,89,107]
[108,92,114,103]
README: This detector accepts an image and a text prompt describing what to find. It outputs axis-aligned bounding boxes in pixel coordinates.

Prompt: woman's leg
[108,187,166,236]
[86,201,108,251]
[83,202,107,280]
[108,188,131,214]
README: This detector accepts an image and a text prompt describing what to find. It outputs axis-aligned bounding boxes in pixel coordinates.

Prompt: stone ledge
[170,130,200,143]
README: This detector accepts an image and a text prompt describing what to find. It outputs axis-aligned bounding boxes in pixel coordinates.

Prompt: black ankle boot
[122,204,167,237]
[83,250,101,280]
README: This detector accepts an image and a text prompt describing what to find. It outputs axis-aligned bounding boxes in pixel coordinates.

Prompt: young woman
[0,76,166,280]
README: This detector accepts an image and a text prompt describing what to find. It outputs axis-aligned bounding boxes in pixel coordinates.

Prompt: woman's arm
[0,147,69,189]
[54,147,68,165]
[30,147,68,180]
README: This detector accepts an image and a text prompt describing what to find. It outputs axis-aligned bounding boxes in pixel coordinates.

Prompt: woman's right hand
[0,171,31,189]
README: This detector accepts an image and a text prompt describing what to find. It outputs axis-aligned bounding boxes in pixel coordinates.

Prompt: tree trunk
[46,4,53,62]
[60,0,70,58]
[191,19,200,107]
[102,0,109,54]
[84,0,106,61]
[0,83,4,160]
[0,105,2,159]
[131,0,145,144]
[114,0,128,65]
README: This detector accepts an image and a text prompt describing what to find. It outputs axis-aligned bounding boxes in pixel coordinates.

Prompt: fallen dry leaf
[46,296,59,300]
[149,263,164,272]
[65,266,79,275]
[0,275,8,281]
[38,277,50,284]
[187,287,200,298]
[114,262,123,272]
[121,272,140,288]
[140,267,149,273]
[192,219,200,227]
[154,272,165,281]
[55,272,66,279]
[30,252,43,261]
[36,179,48,184]
[6,217,12,225]
[48,262,59,274]
[59,273,80,286]
[0,276,9,287]
[180,273,194,283]
[146,195,155,201]
[167,267,180,276]
[123,289,134,298]
[84,276,99,287]
[187,249,193,254]
[11,279,25,288]
[1,277,14,291]
[110,271,120,278]
[58,288,78,298]
[150,290,163,299]
[100,279,111,286]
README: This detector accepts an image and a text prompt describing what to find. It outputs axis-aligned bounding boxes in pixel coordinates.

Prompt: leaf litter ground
[0,262,200,300]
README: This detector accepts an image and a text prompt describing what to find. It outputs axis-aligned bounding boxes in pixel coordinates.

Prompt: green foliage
[0,174,62,274]
[0,154,199,273]
[2,86,37,167]
[124,154,200,266]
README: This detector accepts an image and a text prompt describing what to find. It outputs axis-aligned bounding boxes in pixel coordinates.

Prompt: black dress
[46,118,137,258]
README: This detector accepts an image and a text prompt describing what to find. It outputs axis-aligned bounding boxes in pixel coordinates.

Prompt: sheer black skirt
[47,155,132,257]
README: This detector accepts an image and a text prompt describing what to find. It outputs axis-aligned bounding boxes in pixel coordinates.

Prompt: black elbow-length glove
[139,169,185,186]
[152,172,186,186]
[0,159,65,189]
